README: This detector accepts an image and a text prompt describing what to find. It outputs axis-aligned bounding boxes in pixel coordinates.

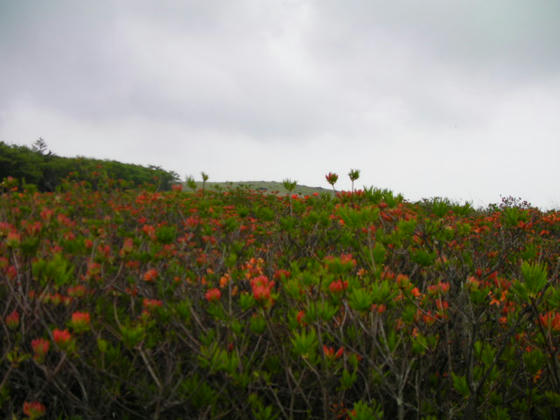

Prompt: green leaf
[32,253,74,288]
[250,315,266,334]
[284,278,301,299]
[348,288,374,312]
[397,218,417,237]
[411,249,436,267]
[207,302,225,320]
[156,225,176,244]
[180,375,216,408]
[548,288,560,308]
[402,304,416,323]
[291,329,318,358]
[175,299,191,321]
[239,293,256,311]
[451,372,470,397]
[318,301,338,321]
[521,261,547,297]
[370,280,394,304]
[386,328,398,353]
[520,243,538,260]
[97,338,108,353]
[249,393,279,420]
[349,400,383,420]
[510,281,528,302]
[545,391,560,408]
[307,301,338,322]
[339,368,357,391]
[20,236,40,256]
[230,319,242,335]
[480,344,496,367]
[523,348,545,374]
[120,324,145,349]
[372,242,386,264]
[487,406,511,420]
[412,333,428,355]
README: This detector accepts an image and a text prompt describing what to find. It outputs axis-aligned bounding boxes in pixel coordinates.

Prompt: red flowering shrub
[2,177,560,418]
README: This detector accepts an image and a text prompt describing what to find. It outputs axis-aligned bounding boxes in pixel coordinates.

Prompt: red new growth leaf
[143,298,163,311]
[23,401,46,419]
[296,310,306,325]
[335,347,344,359]
[70,312,91,331]
[31,338,50,362]
[205,288,221,302]
[6,310,19,330]
[323,345,335,358]
[325,172,339,186]
[329,279,348,294]
[53,329,72,346]
[143,268,158,282]
[250,275,275,302]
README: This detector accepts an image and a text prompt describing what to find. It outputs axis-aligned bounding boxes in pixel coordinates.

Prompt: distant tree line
[0,139,179,192]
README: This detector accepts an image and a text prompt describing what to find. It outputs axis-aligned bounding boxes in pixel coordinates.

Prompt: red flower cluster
[250,275,275,302]
[120,237,134,256]
[274,269,291,281]
[205,288,221,302]
[339,253,356,267]
[6,309,19,330]
[143,298,163,311]
[70,311,91,331]
[427,281,450,295]
[23,401,46,419]
[31,338,50,362]
[371,303,386,314]
[328,279,348,294]
[6,231,21,247]
[53,329,72,347]
[142,224,156,240]
[67,285,87,298]
[143,268,158,282]
[325,172,339,186]
[539,311,560,331]
[323,345,344,359]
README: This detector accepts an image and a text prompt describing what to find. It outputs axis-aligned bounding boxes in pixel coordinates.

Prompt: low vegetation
[1,165,560,419]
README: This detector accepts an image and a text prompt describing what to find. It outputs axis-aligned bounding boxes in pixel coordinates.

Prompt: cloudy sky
[1,1,559,208]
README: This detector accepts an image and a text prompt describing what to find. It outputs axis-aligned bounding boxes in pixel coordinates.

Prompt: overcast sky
[1,1,559,208]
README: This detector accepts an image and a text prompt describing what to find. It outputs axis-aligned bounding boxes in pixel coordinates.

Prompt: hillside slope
[188,180,335,196]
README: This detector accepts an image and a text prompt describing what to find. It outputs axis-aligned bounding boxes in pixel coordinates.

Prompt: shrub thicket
[2,178,560,419]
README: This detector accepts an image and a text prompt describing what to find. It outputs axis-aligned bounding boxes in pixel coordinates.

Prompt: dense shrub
[2,180,560,419]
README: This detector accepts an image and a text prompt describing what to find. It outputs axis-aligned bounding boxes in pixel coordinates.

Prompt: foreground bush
[1,181,560,419]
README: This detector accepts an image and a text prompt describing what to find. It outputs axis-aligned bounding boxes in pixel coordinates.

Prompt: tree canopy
[0,140,179,191]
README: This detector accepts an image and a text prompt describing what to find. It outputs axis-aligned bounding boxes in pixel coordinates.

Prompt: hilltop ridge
[188,180,335,196]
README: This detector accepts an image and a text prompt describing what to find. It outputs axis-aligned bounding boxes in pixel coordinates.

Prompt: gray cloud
[1,0,559,207]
